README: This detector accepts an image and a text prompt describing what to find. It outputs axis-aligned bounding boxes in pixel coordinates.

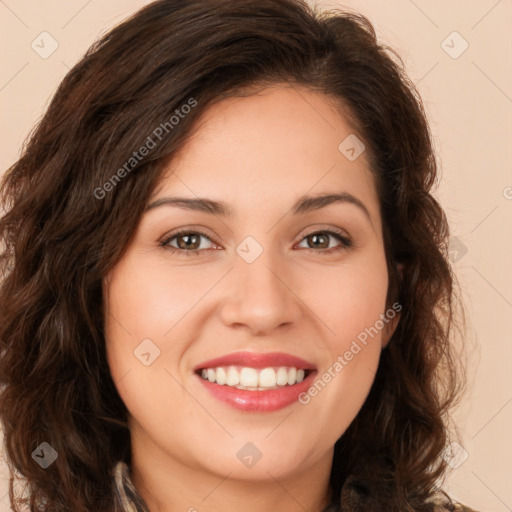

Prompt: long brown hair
[0,1,467,510]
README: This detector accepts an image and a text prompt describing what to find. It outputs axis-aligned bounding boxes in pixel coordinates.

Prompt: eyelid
[294,224,351,242]
[159,224,217,242]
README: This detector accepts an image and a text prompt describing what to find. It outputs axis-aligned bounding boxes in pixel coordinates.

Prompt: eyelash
[159,228,352,256]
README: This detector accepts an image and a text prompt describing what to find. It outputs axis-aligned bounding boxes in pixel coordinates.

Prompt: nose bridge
[219,238,302,334]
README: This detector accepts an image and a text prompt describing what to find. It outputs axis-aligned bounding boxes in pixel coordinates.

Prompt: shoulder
[339,472,481,512]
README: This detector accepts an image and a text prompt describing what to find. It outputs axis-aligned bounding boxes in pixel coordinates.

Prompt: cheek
[103,258,206,411]
[104,258,195,349]
[296,257,387,430]
[301,256,389,349]
[103,265,198,439]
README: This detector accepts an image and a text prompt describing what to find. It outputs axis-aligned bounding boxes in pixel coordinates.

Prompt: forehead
[151,85,380,224]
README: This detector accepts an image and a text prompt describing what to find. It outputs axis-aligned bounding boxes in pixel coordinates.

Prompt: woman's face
[104,84,398,486]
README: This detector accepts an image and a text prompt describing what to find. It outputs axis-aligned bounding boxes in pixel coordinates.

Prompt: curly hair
[0,0,468,511]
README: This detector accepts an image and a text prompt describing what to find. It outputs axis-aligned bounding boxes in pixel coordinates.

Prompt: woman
[0,0,478,511]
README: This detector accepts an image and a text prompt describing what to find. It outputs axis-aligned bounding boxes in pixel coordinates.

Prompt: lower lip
[195,371,317,412]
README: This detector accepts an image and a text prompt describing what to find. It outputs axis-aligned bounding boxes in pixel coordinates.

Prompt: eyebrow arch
[145,192,373,227]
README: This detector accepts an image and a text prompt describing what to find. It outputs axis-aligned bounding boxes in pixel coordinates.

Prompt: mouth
[192,351,317,412]
[195,366,314,391]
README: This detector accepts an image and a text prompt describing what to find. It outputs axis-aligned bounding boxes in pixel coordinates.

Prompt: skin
[103,84,400,512]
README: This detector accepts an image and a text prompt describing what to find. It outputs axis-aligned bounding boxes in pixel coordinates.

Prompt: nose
[219,250,303,336]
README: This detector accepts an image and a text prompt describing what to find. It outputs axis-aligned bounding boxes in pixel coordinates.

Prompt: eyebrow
[145,192,373,226]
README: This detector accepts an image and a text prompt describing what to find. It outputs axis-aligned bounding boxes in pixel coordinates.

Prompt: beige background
[0,1,511,511]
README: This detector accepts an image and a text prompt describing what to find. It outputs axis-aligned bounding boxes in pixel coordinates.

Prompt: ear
[381,263,404,349]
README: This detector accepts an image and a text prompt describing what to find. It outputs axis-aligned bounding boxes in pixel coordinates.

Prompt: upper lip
[193,351,317,371]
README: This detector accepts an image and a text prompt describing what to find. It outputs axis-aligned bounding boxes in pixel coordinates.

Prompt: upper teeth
[200,366,307,390]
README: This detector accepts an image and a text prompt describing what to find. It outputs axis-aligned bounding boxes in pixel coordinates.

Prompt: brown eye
[161,230,216,255]
[297,230,352,253]
[175,233,201,250]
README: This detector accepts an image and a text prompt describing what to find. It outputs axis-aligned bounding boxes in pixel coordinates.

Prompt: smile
[196,365,312,390]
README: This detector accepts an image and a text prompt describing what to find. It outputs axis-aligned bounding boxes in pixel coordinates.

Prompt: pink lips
[193,351,316,371]
[193,351,317,412]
